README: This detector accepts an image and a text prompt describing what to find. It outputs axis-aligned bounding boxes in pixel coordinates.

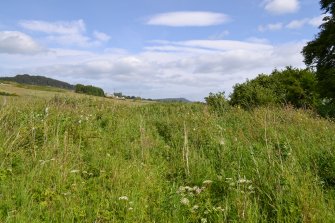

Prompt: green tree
[229,67,319,109]
[302,0,335,100]
[75,84,105,97]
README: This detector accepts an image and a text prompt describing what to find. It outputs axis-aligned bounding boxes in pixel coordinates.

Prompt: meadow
[0,84,335,222]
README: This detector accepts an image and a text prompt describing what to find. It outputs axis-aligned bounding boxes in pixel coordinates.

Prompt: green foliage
[75,84,105,97]
[229,67,319,109]
[204,92,229,114]
[302,0,335,100]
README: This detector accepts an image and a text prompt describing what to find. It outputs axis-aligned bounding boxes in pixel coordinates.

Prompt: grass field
[0,83,335,222]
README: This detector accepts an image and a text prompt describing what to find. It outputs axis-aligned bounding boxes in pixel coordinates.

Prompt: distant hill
[0,74,74,90]
[156,98,191,103]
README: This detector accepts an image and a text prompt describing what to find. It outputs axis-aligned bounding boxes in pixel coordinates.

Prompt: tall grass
[0,95,335,222]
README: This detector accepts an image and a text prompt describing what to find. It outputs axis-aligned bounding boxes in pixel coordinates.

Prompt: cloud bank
[0,31,44,54]
[0,34,306,100]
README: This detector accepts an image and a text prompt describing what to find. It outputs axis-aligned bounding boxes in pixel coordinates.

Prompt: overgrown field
[1,93,335,222]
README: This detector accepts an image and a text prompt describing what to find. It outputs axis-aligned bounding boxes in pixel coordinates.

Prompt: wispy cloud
[286,15,326,29]
[258,15,326,32]
[258,23,283,32]
[146,11,230,27]
[0,31,44,54]
[19,20,86,35]
[263,0,300,15]
[19,20,110,47]
[209,30,230,40]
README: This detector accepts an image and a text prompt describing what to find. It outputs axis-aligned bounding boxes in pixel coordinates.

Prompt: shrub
[75,84,105,97]
[229,67,319,109]
[204,92,229,114]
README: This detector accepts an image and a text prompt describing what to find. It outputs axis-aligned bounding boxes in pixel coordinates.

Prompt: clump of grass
[0,91,17,96]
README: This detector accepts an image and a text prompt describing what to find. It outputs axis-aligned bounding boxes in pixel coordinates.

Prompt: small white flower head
[219,139,225,145]
[180,197,190,206]
[195,187,202,194]
[177,186,186,194]
[128,207,133,211]
[214,206,225,212]
[203,180,213,185]
[201,218,208,223]
[118,196,129,201]
[184,186,193,192]
[191,205,199,212]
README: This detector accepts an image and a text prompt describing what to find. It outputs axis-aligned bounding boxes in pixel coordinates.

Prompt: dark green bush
[229,67,319,109]
[204,92,229,114]
[75,84,105,97]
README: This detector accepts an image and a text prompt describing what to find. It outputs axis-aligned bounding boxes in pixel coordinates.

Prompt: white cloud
[19,20,85,35]
[209,30,230,40]
[146,11,230,27]
[286,15,327,29]
[308,15,326,27]
[263,0,300,14]
[19,20,109,47]
[286,19,308,29]
[258,23,283,32]
[259,15,326,32]
[93,31,111,42]
[0,39,306,100]
[0,31,44,55]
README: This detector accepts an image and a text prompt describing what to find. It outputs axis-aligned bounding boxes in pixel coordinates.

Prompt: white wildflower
[190,205,199,212]
[201,218,208,223]
[214,206,225,212]
[118,196,129,201]
[177,186,186,194]
[128,207,133,211]
[184,186,193,192]
[195,187,202,194]
[180,197,190,206]
[203,180,213,185]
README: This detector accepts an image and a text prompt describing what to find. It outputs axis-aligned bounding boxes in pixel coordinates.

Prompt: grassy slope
[0,84,335,222]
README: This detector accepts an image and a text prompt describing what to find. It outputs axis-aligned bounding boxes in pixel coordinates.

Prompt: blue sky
[0,0,325,100]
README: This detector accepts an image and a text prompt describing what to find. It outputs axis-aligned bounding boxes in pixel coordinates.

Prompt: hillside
[0,74,74,90]
[156,97,191,103]
[0,86,335,222]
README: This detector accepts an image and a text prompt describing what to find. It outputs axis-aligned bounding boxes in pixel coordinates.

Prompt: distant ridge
[156,98,191,103]
[0,74,74,90]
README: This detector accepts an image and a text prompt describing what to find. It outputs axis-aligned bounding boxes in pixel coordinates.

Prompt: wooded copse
[75,84,105,97]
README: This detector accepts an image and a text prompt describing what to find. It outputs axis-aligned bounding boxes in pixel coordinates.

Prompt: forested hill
[157,98,191,103]
[0,74,74,90]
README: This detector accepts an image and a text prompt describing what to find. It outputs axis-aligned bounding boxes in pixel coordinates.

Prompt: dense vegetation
[229,67,319,110]
[75,84,105,97]
[0,74,74,90]
[0,94,334,222]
